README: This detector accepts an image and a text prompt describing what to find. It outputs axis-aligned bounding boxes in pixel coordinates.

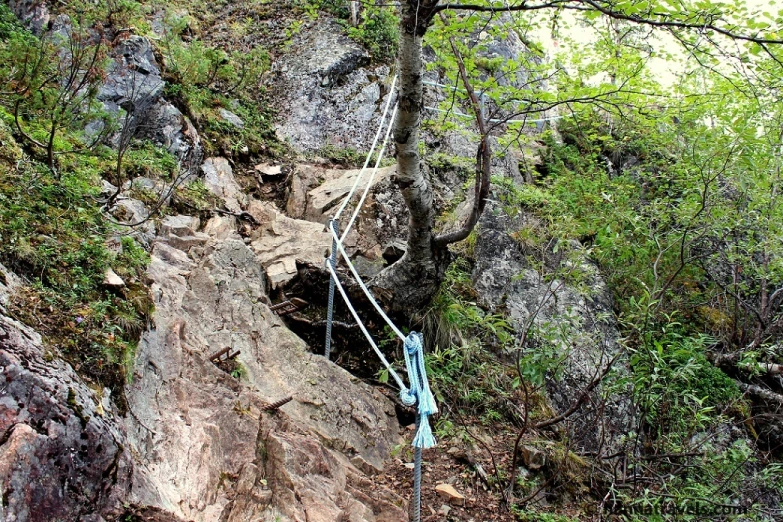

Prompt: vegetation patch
[0,156,151,407]
[0,5,154,405]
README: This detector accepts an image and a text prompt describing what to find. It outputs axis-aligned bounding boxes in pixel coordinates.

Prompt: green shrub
[346,6,399,63]
[0,3,24,40]
[0,142,151,404]
[628,324,741,438]
[0,16,112,173]
[160,13,275,155]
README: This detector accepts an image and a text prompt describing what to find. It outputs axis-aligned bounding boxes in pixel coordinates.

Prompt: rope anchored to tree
[321,74,436,522]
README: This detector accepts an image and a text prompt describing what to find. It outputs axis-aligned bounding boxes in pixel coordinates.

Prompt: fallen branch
[739,383,783,405]
[709,352,783,376]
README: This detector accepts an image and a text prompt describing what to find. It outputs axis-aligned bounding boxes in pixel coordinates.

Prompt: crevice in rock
[274,262,412,397]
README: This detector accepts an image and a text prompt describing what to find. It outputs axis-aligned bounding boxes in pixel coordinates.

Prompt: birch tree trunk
[371,2,446,312]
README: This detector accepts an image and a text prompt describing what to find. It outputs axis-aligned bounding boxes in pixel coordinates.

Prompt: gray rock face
[201,157,247,213]
[123,223,404,520]
[7,0,49,35]
[98,35,202,169]
[271,20,392,152]
[99,36,165,114]
[142,100,203,170]
[472,207,631,453]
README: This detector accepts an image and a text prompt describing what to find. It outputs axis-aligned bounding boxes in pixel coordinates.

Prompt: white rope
[321,71,438,466]
[325,259,410,394]
[328,224,405,341]
[333,75,398,221]
[339,104,398,242]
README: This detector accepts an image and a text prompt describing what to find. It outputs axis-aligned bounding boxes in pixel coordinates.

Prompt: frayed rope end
[412,414,437,449]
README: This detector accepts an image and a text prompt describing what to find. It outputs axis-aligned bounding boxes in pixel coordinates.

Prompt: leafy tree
[368,0,783,312]
[3,19,110,175]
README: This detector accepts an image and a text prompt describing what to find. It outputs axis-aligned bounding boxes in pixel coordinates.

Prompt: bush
[160,14,275,155]
[346,6,399,63]
[0,138,151,406]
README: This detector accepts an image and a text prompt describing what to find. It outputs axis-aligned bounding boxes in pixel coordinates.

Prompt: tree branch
[433,13,491,247]
[436,0,783,45]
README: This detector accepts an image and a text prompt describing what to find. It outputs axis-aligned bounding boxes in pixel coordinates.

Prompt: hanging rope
[324,76,399,359]
[402,332,437,449]
[325,259,413,400]
[321,74,436,522]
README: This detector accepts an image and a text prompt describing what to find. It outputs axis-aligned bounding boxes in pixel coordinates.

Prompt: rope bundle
[402,332,437,449]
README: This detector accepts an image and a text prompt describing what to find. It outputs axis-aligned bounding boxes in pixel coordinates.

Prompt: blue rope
[403,332,438,449]
[324,219,339,359]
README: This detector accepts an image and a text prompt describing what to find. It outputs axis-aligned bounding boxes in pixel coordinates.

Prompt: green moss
[66,387,90,425]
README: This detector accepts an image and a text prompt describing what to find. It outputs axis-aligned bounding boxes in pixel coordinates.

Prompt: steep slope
[123,216,405,521]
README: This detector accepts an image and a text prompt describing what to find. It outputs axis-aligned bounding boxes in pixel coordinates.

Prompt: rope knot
[403,332,438,449]
[400,389,417,407]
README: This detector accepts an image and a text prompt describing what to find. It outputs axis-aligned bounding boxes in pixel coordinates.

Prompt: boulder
[201,157,247,213]
[123,232,404,520]
[435,483,466,506]
[247,201,331,289]
[255,163,283,177]
[103,267,126,287]
[285,164,409,276]
[521,445,546,470]
[218,108,245,129]
[287,163,396,224]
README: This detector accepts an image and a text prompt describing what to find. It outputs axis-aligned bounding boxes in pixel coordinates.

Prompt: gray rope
[324,219,339,359]
[413,413,423,522]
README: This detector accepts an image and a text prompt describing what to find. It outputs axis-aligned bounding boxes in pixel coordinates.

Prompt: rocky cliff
[5,3,778,521]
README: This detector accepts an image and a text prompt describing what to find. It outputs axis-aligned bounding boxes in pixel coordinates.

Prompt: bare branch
[436,0,783,46]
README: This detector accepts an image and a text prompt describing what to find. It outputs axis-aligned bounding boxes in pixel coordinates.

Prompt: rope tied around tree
[320,74,436,521]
